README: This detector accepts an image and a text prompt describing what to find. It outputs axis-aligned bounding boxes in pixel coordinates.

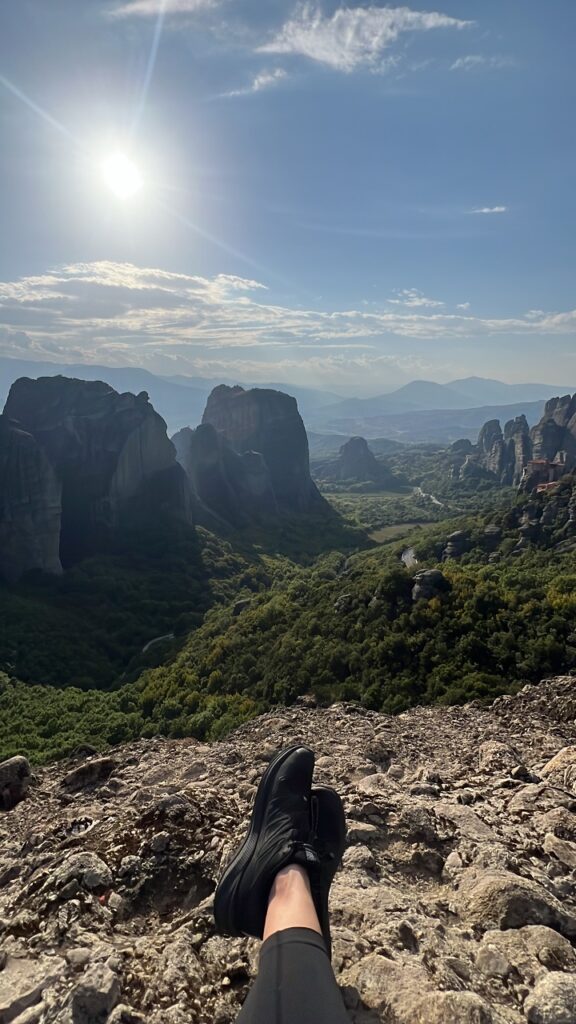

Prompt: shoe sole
[214,745,310,935]
[311,786,347,958]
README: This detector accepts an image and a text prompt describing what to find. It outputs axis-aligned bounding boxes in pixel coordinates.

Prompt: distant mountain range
[317,402,548,445]
[309,377,574,424]
[0,356,573,444]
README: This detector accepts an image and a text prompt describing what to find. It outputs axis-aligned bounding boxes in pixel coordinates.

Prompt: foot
[309,786,347,958]
[214,745,316,939]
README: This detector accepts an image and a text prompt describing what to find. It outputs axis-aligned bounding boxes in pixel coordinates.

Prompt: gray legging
[237,928,350,1024]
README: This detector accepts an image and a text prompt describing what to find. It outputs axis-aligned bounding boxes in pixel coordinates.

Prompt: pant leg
[236,927,350,1024]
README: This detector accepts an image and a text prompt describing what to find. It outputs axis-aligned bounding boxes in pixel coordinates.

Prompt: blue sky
[0,0,574,395]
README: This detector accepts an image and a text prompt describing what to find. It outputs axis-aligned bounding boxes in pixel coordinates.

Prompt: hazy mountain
[321,401,547,444]
[447,377,573,406]
[309,376,574,431]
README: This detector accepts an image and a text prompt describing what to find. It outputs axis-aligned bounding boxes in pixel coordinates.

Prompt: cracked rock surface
[1,676,575,1023]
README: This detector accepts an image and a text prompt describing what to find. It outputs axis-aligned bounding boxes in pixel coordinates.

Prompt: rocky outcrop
[0,416,63,582]
[0,755,31,810]
[3,377,191,569]
[412,568,452,601]
[202,385,326,513]
[172,423,277,528]
[314,436,402,489]
[452,397,576,491]
[1,676,575,1022]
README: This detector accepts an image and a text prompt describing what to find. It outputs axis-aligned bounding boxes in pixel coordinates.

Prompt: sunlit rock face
[532,395,576,462]
[0,415,62,582]
[3,376,191,569]
[202,385,326,513]
[172,422,277,527]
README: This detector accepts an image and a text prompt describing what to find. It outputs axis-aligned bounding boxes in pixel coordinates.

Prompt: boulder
[456,868,576,937]
[412,568,452,602]
[50,851,113,893]
[540,747,576,792]
[68,964,120,1023]
[0,755,31,810]
[524,972,576,1024]
[61,758,117,792]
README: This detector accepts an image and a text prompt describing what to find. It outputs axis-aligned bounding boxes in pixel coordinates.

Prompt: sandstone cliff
[0,416,62,582]
[172,423,277,528]
[202,385,326,513]
[1,677,575,1024]
[2,377,191,573]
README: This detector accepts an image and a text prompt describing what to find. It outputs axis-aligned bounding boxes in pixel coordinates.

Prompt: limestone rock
[0,755,31,811]
[0,416,62,582]
[1,675,576,1022]
[0,955,65,1022]
[202,385,326,513]
[61,757,117,792]
[68,963,120,1023]
[456,868,576,937]
[50,851,113,893]
[540,747,576,792]
[524,972,576,1024]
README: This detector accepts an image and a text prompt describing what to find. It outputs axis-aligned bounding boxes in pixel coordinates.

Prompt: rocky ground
[1,676,576,1024]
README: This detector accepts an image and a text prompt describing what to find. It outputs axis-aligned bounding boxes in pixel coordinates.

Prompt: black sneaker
[214,745,317,939]
[309,785,347,959]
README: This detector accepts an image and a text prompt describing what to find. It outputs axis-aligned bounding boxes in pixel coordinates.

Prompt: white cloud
[109,0,216,18]
[456,302,471,310]
[470,206,508,215]
[1,262,575,380]
[258,4,472,73]
[388,288,444,309]
[451,54,513,72]
[223,68,288,98]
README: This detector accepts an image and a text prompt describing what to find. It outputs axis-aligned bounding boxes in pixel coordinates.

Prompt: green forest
[2,476,576,764]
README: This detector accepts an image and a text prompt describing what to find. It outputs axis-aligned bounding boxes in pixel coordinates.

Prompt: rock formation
[2,377,191,570]
[0,416,62,582]
[1,676,576,1022]
[172,423,277,528]
[202,385,326,513]
[315,436,402,488]
[451,396,576,491]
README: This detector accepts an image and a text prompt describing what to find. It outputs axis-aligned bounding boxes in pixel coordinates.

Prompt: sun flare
[101,153,143,200]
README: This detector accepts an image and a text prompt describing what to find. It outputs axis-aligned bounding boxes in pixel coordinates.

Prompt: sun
[101,153,143,200]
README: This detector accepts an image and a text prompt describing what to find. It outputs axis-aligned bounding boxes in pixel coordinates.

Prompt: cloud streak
[258,4,472,73]
[451,55,513,72]
[470,206,508,215]
[222,68,288,98]
[1,261,575,376]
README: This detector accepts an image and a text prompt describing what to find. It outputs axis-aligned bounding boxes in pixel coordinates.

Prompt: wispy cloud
[222,68,288,98]
[1,262,575,380]
[451,54,513,72]
[470,206,508,215]
[109,0,216,18]
[388,288,444,309]
[258,4,472,73]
